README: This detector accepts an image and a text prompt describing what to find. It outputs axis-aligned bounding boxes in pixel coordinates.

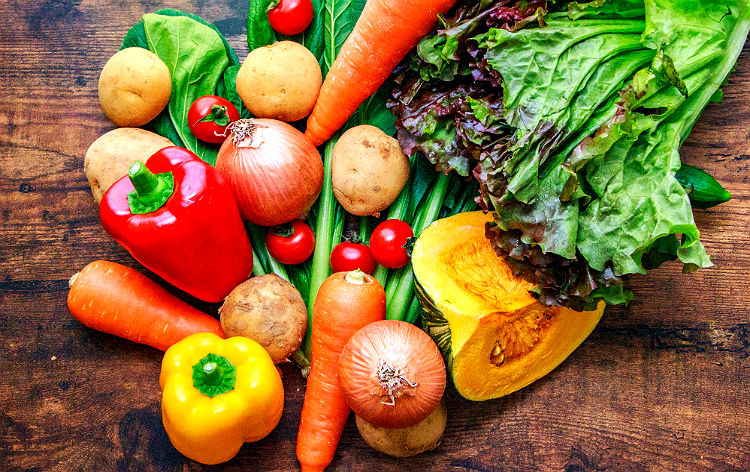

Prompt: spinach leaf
[217,64,252,119]
[247,0,278,51]
[149,110,185,147]
[143,13,230,165]
[247,0,326,64]
[322,0,366,76]
[121,21,149,49]
[289,0,325,61]
[121,9,244,157]
[124,9,240,66]
[358,82,397,136]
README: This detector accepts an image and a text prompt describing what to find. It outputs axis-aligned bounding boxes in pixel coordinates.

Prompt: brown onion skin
[338,320,446,429]
[216,118,323,226]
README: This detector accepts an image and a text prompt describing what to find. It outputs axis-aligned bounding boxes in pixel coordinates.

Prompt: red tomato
[187,95,240,144]
[266,220,316,265]
[330,242,376,275]
[267,0,314,36]
[369,219,414,269]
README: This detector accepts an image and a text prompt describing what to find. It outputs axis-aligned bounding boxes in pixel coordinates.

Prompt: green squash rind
[415,277,455,376]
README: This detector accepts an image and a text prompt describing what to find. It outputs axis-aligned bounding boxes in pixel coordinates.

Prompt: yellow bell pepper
[159,332,284,465]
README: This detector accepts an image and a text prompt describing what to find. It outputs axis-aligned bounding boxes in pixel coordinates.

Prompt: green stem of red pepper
[127,161,174,214]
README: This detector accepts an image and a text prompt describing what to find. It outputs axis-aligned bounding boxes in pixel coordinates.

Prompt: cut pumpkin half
[412,211,604,401]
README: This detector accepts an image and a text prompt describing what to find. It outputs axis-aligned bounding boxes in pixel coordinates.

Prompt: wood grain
[1,1,748,471]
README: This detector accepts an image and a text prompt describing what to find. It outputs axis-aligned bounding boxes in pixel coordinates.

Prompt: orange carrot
[67,260,224,351]
[305,0,458,146]
[296,270,386,472]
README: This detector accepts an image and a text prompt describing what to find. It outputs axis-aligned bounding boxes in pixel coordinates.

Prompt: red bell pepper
[100,146,252,303]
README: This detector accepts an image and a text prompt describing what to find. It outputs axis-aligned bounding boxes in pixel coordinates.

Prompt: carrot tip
[69,272,80,288]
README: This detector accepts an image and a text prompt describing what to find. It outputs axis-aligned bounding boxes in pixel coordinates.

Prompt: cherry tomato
[266,220,315,265]
[330,242,376,275]
[268,0,314,36]
[369,219,414,269]
[187,95,240,144]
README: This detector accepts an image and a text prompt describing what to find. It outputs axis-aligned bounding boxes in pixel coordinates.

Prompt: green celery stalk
[251,247,266,277]
[359,216,370,243]
[373,155,416,286]
[404,297,422,324]
[303,136,340,360]
[385,174,450,321]
[246,223,290,281]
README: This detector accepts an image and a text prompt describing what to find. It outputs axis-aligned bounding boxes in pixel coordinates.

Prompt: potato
[237,41,322,122]
[85,128,174,202]
[331,125,410,216]
[356,400,447,458]
[98,47,172,127]
[219,274,307,364]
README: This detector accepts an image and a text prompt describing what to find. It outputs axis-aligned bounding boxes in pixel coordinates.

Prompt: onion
[338,320,446,429]
[216,118,323,226]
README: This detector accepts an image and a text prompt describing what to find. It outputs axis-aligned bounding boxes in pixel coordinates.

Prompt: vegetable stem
[304,136,340,359]
[385,174,450,321]
[251,247,266,276]
[246,223,289,281]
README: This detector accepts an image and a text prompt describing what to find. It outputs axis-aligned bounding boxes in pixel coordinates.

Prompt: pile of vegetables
[76,0,466,466]
[68,0,748,468]
[390,0,748,308]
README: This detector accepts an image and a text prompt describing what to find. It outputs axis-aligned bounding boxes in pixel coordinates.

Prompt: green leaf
[217,64,251,119]
[280,0,326,61]
[358,82,396,136]
[322,0,366,76]
[121,9,242,154]
[143,13,230,166]
[247,0,278,51]
[149,9,240,66]
[121,21,148,49]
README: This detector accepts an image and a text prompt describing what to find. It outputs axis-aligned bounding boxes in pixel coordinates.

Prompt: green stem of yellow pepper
[192,353,236,398]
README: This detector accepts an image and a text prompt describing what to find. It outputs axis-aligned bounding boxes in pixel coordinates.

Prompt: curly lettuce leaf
[390,0,749,308]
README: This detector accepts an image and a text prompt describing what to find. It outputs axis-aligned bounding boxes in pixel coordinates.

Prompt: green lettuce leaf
[390,0,749,308]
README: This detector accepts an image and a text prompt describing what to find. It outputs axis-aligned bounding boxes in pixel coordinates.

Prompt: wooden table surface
[1,1,748,471]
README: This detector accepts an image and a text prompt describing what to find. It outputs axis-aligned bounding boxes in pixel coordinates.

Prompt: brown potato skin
[237,41,322,122]
[219,274,308,364]
[356,400,447,458]
[331,125,410,216]
[85,128,174,202]
[98,47,172,127]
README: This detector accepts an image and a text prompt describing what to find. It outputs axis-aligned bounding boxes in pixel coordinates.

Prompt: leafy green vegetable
[322,0,365,75]
[142,14,230,166]
[290,0,326,60]
[358,82,397,135]
[391,0,749,308]
[247,0,278,51]
[120,9,243,164]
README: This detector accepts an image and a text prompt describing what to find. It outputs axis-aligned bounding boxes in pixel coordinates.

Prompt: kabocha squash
[412,211,604,401]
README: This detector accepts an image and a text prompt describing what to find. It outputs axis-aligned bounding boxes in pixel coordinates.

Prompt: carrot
[304,0,458,146]
[67,260,224,351]
[296,270,386,472]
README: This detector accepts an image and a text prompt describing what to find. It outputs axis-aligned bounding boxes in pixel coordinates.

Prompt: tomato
[267,0,314,36]
[330,242,376,275]
[266,220,316,265]
[369,219,414,269]
[187,95,240,144]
